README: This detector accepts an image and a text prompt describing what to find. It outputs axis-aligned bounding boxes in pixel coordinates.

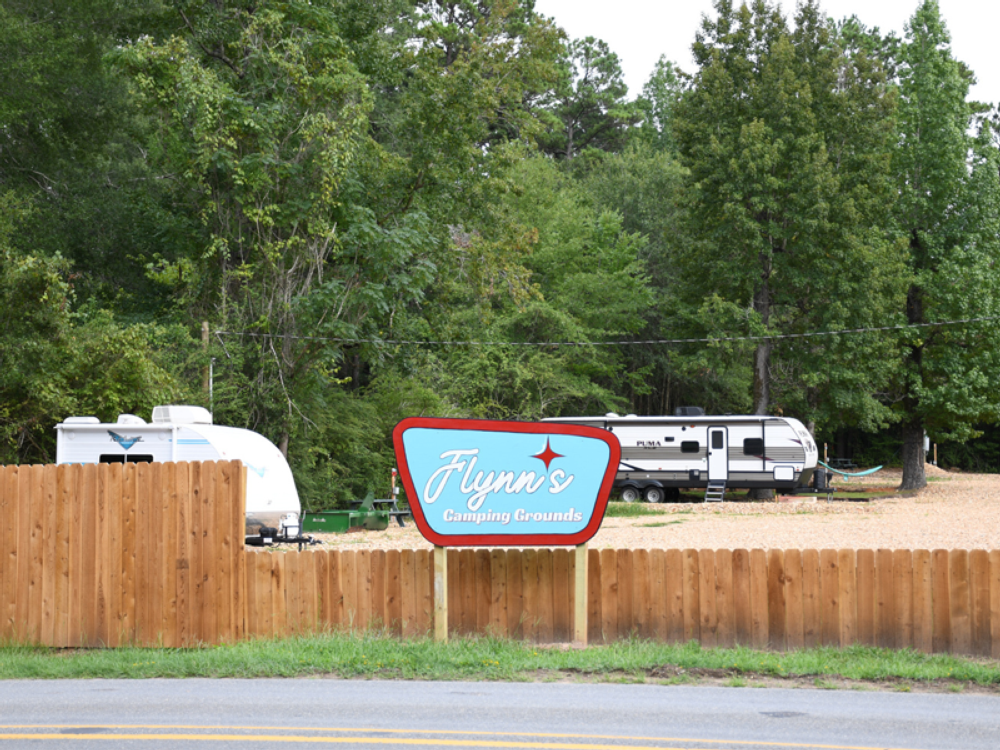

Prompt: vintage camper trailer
[55,405,302,539]
[542,410,818,502]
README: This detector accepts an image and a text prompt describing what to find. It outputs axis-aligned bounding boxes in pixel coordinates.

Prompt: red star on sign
[531,438,563,470]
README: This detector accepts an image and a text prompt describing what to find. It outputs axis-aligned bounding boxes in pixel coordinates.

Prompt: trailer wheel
[620,486,641,503]
[643,486,665,504]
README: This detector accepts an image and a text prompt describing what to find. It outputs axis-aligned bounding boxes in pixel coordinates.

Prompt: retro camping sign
[392,417,620,547]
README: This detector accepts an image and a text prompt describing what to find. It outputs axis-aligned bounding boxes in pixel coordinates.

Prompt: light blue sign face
[401,427,612,538]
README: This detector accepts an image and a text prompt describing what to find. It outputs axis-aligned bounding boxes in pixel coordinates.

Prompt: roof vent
[152,405,212,425]
[62,416,100,425]
[116,414,146,426]
[605,412,619,418]
[674,406,705,417]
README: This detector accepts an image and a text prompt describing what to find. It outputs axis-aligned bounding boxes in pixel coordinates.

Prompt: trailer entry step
[705,481,727,503]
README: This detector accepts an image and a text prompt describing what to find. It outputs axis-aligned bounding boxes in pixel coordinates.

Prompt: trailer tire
[643,486,665,504]
[620,486,641,503]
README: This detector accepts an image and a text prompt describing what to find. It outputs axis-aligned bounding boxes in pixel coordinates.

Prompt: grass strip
[0,635,997,688]
[604,502,664,517]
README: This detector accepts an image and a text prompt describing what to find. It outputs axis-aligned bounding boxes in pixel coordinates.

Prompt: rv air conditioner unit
[674,406,705,417]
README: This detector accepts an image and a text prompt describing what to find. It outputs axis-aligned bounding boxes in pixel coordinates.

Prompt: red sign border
[392,417,621,547]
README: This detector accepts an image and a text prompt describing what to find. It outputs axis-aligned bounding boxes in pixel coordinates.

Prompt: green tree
[892,0,1000,489]
[0,192,196,463]
[634,56,683,154]
[673,0,905,440]
[113,1,396,459]
[537,36,641,159]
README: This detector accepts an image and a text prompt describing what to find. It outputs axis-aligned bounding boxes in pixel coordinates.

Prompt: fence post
[574,543,588,646]
[433,545,448,642]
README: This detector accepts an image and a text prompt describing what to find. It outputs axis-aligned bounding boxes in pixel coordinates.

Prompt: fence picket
[385,550,401,635]
[651,549,667,641]
[732,549,751,645]
[78,464,98,645]
[41,465,58,646]
[476,549,493,637]
[912,549,932,653]
[446,548,460,636]
[893,549,913,650]
[950,549,971,655]
[820,549,839,648]
[855,549,876,646]
[931,549,951,653]
[399,549,415,636]
[715,549,734,649]
[970,550,991,656]
[783,549,803,650]
[632,549,651,640]
[698,549,717,648]
[459,549,476,636]
[990,550,1000,660]
[491,549,508,638]
[749,549,768,648]
[55,464,74,647]
[766,549,785,651]
[683,549,700,642]
[0,467,10,642]
[876,548,895,649]
[586,548,601,644]
[666,549,685,643]
[616,549,633,640]
[600,548,617,643]
[416,549,433,634]
[838,549,857,647]
[552,549,570,642]
[370,550,385,632]
[522,549,539,642]
[507,549,524,641]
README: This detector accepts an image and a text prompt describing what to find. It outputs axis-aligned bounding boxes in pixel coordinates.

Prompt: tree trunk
[748,272,773,500]
[900,416,926,490]
[900,280,926,491]
[278,431,290,459]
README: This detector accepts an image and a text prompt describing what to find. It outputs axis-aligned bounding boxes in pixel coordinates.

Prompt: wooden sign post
[434,545,448,642]
[574,542,588,646]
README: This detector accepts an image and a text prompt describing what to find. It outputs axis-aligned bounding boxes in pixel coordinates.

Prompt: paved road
[0,679,997,749]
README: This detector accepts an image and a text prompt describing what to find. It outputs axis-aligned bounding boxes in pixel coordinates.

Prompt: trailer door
[707,426,728,481]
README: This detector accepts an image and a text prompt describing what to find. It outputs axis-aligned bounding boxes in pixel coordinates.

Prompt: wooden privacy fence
[4,462,1000,655]
[0,462,246,647]
[248,546,1000,657]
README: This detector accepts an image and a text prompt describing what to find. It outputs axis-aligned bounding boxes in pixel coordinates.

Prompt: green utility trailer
[302,510,389,533]
[301,492,395,533]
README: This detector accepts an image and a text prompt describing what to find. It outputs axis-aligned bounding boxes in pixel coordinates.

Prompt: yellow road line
[0,734,743,749]
[0,728,938,750]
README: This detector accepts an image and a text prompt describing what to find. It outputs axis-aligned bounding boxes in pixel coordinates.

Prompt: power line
[212,314,1000,348]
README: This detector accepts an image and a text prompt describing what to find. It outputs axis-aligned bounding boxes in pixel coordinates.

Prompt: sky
[532,0,999,106]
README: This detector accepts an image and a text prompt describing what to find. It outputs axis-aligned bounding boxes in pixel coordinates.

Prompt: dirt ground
[307,464,1000,551]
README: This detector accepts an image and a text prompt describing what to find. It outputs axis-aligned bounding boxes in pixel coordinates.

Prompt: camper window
[99,454,154,464]
[743,438,764,455]
[680,441,700,453]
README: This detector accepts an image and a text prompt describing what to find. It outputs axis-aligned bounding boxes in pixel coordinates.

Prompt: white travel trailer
[55,405,301,539]
[542,409,818,502]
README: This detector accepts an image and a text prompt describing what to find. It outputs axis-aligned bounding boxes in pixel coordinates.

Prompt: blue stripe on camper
[176,439,211,444]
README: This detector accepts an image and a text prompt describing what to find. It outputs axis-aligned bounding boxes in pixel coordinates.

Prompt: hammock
[819,460,884,477]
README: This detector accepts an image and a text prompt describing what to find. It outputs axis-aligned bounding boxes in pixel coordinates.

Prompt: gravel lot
[308,464,1000,551]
